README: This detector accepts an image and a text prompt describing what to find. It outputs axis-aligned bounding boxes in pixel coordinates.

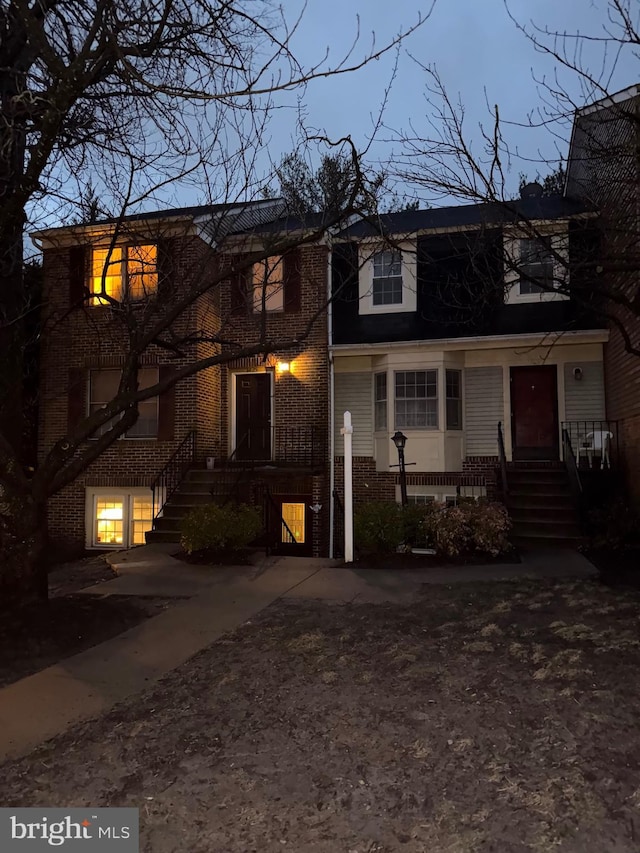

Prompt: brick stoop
[506,465,583,549]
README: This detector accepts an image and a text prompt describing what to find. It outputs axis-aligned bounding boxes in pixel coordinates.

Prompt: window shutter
[230,256,249,313]
[157,239,174,302]
[69,246,87,304]
[67,368,87,432]
[283,250,301,313]
[157,365,176,441]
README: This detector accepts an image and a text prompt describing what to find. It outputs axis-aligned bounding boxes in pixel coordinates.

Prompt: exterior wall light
[277,361,291,373]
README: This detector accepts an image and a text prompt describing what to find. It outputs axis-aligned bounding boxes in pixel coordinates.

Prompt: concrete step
[509,506,578,524]
[145,528,181,543]
[508,492,574,509]
[512,533,583,549]
[507,471,570,486]
[507,483,573,498]
[511,520,582,539]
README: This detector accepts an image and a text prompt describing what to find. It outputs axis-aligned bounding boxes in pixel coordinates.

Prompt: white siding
[334,373,373,456]
[465,367,503,455]
[564,362,605,421]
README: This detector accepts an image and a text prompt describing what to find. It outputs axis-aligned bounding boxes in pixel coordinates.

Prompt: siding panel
[334,373,373,456]
[564,361,605,421]
[465,367,503,455]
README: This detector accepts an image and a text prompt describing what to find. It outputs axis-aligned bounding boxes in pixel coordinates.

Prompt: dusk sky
[265,0,639,201]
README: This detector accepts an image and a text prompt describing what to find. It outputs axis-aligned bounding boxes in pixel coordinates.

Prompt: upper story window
[372,251,403,306]
[91,245,158,305]
[358,242,417,316]
[89,367,159,438]
[395,370,438,430]
[252,256,284,312]
[519,239,554,295]
[504,228,569,305]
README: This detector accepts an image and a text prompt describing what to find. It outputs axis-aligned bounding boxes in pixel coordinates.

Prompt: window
[89,367,159,438]
[374,372,387,431]
[445,369,462,430]
[519,239,554,295]
[372,251,403,305]
[407,494,436,505]
[89,490,154,548]
[395,370,438,429]
[253,256,284,312]
[91,244,157,305]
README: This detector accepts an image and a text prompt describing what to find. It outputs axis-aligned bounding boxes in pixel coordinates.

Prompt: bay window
[445,369,462,430]
[374,372,387,431]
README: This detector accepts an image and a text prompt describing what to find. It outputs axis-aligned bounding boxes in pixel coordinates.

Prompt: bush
[588,499,640,551]
[354,499,511,558]
[354,501,404,554]
[180,503,262,555]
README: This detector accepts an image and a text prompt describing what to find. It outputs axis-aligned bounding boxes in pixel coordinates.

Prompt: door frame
[230,370,274,459]
[509,365,560,460]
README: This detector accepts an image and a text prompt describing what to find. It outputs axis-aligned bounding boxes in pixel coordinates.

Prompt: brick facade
[38,224,331,556]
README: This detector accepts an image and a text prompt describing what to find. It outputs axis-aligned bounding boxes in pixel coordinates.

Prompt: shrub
[354,501,404,554]
[588,499,640,551]
[464,501,511,557]
[180,503,262,555]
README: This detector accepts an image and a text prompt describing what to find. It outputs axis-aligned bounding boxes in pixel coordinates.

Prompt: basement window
[86,488,153,549]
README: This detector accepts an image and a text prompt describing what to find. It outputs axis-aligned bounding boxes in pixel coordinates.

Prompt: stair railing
[264,487,298,555]
[151,430,196,521]
[562,427,585,531]
[497,421,509,500]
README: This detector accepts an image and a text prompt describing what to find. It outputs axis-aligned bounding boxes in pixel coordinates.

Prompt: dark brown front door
[235,373,271,461]
[510,366,559,460]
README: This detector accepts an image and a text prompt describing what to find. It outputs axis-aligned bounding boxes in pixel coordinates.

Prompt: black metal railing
[497,421,509,500]
[264,487,299,555]
[151,430,196,520]
[561,420,619,470]
[562,427,585,529]
[273,425,326,467]
[332,489,344,558]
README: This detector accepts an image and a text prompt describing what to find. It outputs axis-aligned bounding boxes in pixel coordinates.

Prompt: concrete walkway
[0,545,597,762]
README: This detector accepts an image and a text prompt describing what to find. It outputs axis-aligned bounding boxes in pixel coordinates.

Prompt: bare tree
[388,2,640,356]
[0,0,429,601]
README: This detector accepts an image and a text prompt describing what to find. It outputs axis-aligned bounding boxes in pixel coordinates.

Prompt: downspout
[328,240,335,559]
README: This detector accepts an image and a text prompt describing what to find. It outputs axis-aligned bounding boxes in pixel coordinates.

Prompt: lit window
[374,372,387,431]
[445,369,462,430]
[89,367,159,438]
[91,244,157,305]
[395,370,438,429]
[253,256,284,312]
[282,502,305,544]
[519,239,554,295]
[89,490,154,548]
[131,495,153,545]
[95,497,124,545]
[372,251,403,305]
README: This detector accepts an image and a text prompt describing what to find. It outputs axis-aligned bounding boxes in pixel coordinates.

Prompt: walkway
[0,545,597,762]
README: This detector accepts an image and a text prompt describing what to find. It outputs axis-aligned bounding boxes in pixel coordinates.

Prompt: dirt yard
[2,578,640,852]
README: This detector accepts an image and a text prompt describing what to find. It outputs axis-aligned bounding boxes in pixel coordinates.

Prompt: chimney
[520,181,543,199]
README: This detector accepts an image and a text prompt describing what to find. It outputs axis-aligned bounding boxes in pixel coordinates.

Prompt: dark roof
[100,198,283,226]
[339,195,595,238]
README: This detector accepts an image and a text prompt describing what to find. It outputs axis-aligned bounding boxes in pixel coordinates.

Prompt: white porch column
[341,411,354,563]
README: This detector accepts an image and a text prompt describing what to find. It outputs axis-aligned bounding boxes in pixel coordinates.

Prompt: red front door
[510,366,559,460]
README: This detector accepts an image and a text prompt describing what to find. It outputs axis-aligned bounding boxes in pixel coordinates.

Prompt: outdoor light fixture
[277,361,291,373]
[391,431,409,506]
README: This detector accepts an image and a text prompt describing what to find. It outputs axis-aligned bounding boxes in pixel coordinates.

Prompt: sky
[258,0,639,202]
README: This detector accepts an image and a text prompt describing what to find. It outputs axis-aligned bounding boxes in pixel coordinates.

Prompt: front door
[235,373,271,461]
[510,366,559,460]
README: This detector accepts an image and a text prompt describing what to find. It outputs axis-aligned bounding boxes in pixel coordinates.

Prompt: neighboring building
[329,194,609,546]
[566,84,640,499]
[33,200,331,558]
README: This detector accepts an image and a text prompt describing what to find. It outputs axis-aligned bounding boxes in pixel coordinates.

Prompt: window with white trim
[519,238,554,295]
[374,372,387,431]
[445,369,462,430]
[395,370,438,429]
[91,244,157,305]
[88,489,153,548]
[407,494,436,505]
[372,251,403,305]
[252,255,284,312]
[89,367,159,438]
